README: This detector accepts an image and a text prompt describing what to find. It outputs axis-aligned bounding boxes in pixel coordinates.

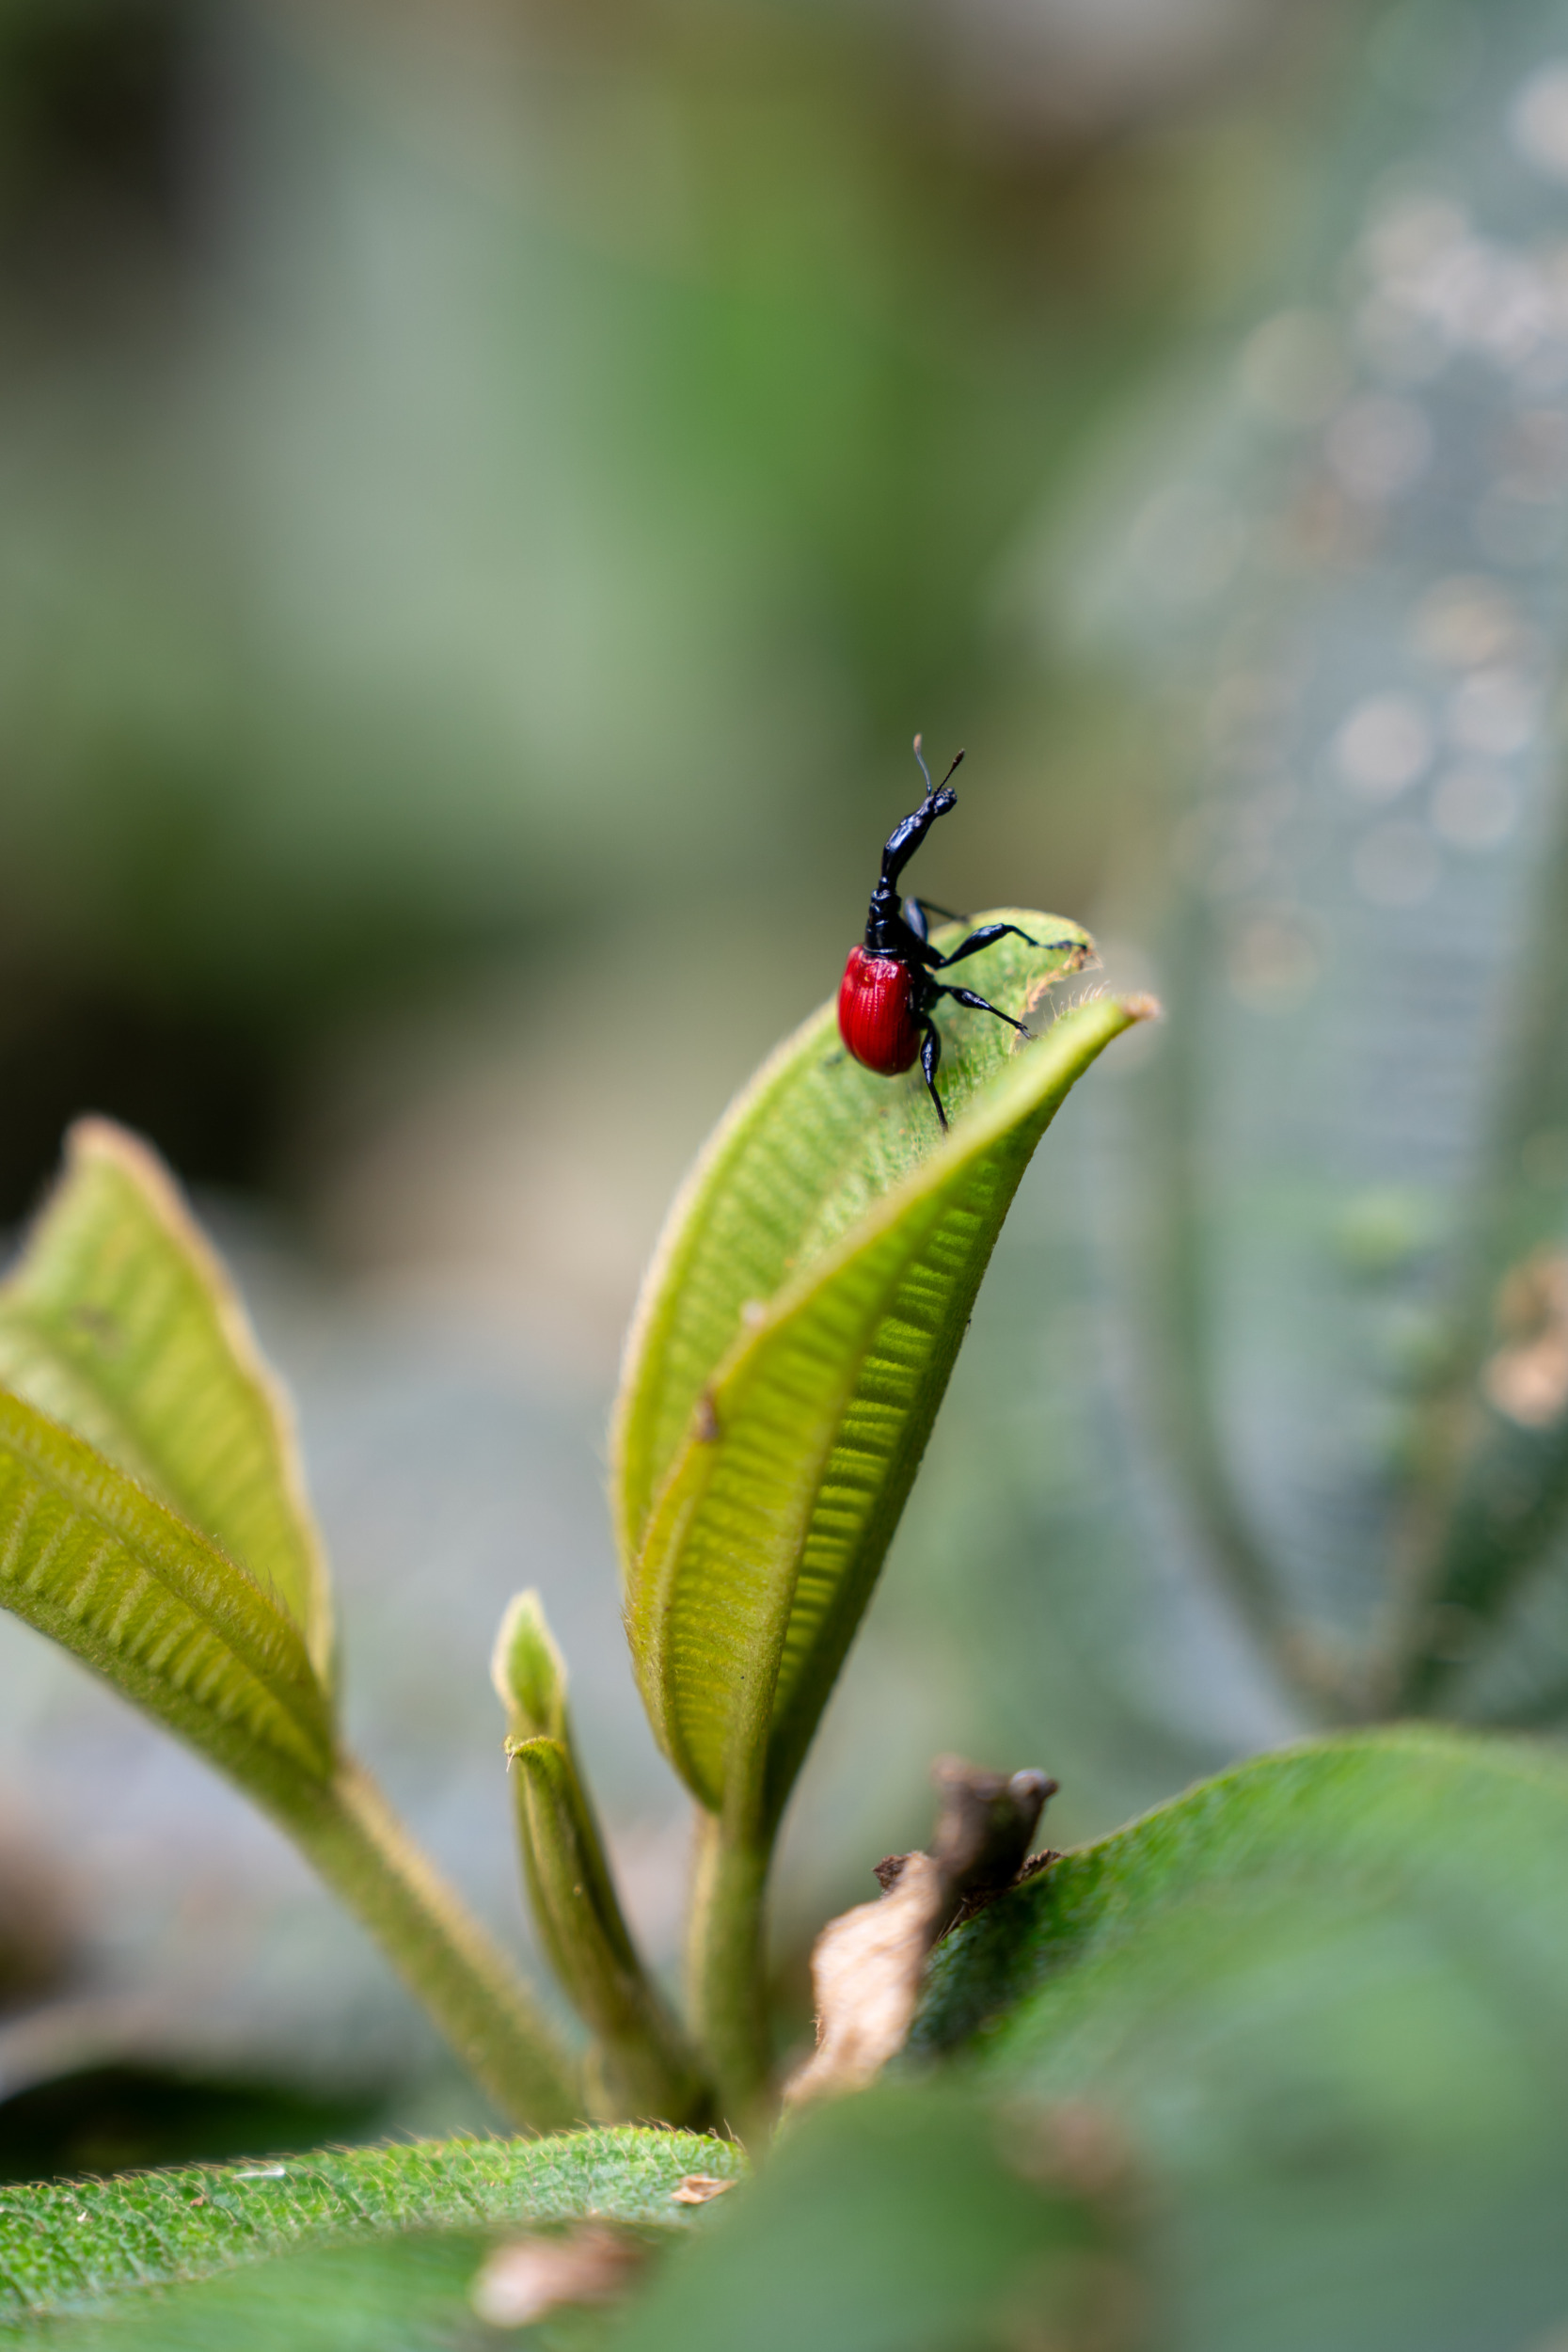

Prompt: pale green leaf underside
[0,1121,333,1687]
[0,2127,745,2339]
[0,1390,333,1797]
[616,922,1147,1818]
[613,913,1089,1567]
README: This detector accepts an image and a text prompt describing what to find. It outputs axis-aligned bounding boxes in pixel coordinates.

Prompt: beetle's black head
[912,733,963,802]
[879,739,963,889]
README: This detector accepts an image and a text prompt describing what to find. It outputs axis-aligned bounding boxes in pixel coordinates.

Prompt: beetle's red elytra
[837,946,922,1076]
[836,737,1076,1129]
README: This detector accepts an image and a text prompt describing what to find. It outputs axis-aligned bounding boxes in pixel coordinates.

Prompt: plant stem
[282,1756,581,2131]
[687,1807,774,2134]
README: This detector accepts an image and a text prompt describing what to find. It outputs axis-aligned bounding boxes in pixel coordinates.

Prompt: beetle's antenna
[912,735,965,800]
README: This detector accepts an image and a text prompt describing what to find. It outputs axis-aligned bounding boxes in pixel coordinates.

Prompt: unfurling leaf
[0,1119,334,1688]
[493,1592,709,2123]
[612,918,1150,1828]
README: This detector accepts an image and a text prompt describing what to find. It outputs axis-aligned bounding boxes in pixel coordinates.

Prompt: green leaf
[612,918,1148,1824]
[0,1121,333,1689]
[605,2080,1137,2352]
[0,1133,577,2128]
[911,1726,1568,2351]
[12,2236,509,2352]
[493,1594,711,2125]
[0,2126,746,2343]
[0,1389,334,1804]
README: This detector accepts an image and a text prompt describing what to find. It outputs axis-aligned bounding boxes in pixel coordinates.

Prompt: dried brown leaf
[469,2225,645,2329]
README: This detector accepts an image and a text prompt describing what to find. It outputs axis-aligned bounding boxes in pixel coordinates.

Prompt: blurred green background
[0,0,1338,1243]
[0,0,1477,2171]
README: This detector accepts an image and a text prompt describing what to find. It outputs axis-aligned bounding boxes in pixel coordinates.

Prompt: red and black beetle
[838,738,1069,1131]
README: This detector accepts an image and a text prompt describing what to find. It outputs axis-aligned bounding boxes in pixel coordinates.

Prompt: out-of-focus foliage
[610,1729,1568,2352]
[911,1727,1568,2352]
[0,0,1330,1218]
[609,2079,1138,2352]
[888,0,1568,1838]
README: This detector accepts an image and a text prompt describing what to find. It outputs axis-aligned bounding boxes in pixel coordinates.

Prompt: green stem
[687,1807,775,2135]
[281,1756,581,2131]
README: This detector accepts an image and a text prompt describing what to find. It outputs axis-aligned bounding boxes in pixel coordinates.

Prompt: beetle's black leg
[914,898,962,924]
[934,982,1029,1037]
[931,921,1048,968]
[901,897,930,946]
[919,1019,948,1130]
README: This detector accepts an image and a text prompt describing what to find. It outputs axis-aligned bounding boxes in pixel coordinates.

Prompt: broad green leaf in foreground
[608,2081,1135,2352]
[0,1120,334,1689]
[0,1389,334,1804]
[613,914,1149,1823]
[912,1727,1568,2352]
[0,2127,746,2344]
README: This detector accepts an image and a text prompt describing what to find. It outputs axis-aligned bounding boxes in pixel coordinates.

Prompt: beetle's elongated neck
[880,785,956,891]
[863,786,956,952]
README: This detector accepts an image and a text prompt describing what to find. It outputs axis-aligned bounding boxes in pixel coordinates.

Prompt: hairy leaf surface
[0,1121,333,1688]
[0,2127,744,2341]
[614,917,1148,1820]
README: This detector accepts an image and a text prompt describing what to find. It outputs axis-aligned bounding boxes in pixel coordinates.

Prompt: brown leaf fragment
[786,1756,1057,2107]
[469,2225,645,2329]
[671,2172,736,2205]
[1485,1249,1568,1427]
[785,1851,949,2106]
[1020,944,1098,1029]
[998,2098,1139,2204]
[693,1390,721,1443]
